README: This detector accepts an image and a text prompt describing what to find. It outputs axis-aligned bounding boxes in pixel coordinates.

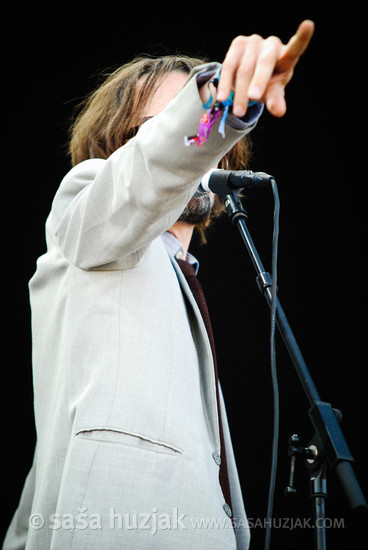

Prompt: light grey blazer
[3,63,260,550]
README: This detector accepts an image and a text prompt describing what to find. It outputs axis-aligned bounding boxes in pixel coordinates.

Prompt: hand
[217,20,315,118]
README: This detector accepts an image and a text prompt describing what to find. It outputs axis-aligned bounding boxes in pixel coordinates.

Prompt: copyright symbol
[29,513,45,529]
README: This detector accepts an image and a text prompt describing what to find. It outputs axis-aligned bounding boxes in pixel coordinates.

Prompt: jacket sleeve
[48,62,261,270]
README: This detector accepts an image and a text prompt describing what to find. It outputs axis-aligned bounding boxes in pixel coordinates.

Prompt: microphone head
[199,169,216,193]
[199,168,273,196]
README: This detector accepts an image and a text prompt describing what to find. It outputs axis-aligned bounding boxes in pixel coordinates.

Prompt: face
[142,71,215,225]
[143,71,188,118]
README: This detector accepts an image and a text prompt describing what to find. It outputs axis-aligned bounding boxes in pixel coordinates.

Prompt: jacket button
[223,503,232,517]
[212,451,221,466]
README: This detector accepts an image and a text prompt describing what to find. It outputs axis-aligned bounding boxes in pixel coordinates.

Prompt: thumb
[264,81,287,117]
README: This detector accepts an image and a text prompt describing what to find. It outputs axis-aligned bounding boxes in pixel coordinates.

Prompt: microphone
[200,168,274,197]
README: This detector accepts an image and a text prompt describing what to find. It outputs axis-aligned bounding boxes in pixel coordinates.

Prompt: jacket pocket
[74,427,183,455]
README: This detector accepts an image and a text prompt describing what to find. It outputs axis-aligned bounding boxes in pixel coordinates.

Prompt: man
[3,21,314,549]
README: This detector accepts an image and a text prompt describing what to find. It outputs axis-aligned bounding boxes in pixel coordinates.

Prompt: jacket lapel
[169,254,220,451]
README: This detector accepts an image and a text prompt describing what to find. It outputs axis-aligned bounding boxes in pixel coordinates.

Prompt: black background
[2,3,367,549]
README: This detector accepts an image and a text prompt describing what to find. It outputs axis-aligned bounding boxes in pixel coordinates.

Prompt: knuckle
[258,36,283,62]
[248,33,263,44]
[232,35,248,47]
[265,35,282,46]
[231,34,262,48]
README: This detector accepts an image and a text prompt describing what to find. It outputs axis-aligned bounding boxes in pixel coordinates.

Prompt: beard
[177,188,215,225]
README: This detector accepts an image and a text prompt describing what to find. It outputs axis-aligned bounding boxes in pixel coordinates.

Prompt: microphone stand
[223,189,367,550]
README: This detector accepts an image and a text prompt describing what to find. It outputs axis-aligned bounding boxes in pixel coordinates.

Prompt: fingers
[264,81,287,117]
[216,35,257,101]
[218,34,284,117]
[245,36,283,101]
[264,20,315,117]
[274,19,315,76]
[283,19,315,63]
[217,34,267,116]
[217,20,315,118]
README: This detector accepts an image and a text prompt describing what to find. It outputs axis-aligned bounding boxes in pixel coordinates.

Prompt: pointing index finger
[283,20,315,63]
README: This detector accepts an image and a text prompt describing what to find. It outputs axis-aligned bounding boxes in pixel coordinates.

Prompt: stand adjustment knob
[285,434,299,495]
[285,434,319,496]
